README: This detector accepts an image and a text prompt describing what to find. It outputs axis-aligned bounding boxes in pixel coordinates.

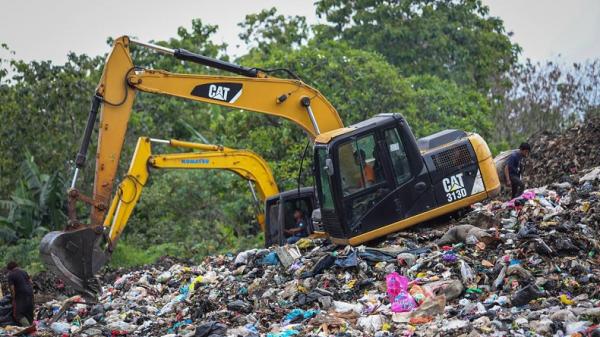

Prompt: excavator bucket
[39,227,108,296]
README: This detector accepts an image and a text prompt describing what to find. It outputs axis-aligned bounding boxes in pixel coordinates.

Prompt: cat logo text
[443,173,467,202]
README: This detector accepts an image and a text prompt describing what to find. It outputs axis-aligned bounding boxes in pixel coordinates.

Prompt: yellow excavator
[104,136,277,243]
[40,36,500,294]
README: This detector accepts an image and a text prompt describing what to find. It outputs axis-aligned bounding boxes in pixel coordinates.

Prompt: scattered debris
[4,120,600,336]
[6,168,594,337]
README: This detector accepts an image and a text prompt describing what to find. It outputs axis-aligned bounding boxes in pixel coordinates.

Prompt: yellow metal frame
[103,137,278,244]
[89,36,344,226]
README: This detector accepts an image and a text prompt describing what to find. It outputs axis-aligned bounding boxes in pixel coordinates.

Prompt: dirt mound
[525,116,600,187]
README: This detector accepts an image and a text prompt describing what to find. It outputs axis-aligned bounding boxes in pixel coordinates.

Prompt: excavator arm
[88,36,342,227]
[103,136,278,247]
[40,36,343,294]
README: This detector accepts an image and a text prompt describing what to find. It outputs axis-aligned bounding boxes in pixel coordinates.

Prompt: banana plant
[0,152,66,241]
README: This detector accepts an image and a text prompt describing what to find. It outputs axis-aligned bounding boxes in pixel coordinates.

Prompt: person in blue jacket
[285,209,308,244]
[504,143,531,198]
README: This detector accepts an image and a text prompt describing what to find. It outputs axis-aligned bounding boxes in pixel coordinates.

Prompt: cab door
[356,125,436,233]
[264,200,282,247]
[335,132,394,235]
[264,193,316,246]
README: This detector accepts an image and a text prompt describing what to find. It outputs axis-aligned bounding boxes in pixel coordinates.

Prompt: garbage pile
[525,116,600,187]
[13,167,596,337]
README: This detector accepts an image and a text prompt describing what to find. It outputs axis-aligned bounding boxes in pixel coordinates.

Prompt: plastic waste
[83,317,97,326]
[442,251,458,264]
[559,294,575,305]
[283,308,318,323]
[234,249,256,266]
[357,315,384,333]
[266,329,300,337]
[194,321,227,337]
[408,285,427,304]
[386,272,417,312]
[335,250,359,268]
[51,322,71,334]
[227,300,252,313]
[511,284,543,307]
[396,253,417,267]
[566,321,592,335]
[332,301,363,314]
[107,320,136,332]
[260,251,279,265]
[493,265,507,289]
[459,260,475,285]
[157,271,172,283]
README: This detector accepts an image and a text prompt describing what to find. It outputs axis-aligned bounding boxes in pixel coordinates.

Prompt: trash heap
[525,116,600,187]
[4,167,599,337]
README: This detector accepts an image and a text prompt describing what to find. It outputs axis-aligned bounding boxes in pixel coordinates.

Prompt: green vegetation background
[1,0,598,273]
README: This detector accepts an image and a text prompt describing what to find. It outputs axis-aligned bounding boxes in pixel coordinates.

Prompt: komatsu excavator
[104,136,281,241]
[40,36,500,294]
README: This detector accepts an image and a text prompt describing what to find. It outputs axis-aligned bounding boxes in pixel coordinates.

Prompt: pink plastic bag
[386,272,417,312]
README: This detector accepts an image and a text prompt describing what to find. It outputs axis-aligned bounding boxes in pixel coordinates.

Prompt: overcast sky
[0,0,598,65]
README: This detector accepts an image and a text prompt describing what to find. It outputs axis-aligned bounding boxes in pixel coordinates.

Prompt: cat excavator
[40,36,500,294]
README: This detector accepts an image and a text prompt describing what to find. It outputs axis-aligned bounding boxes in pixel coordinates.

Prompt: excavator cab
[314,113,500,246]
[264,187,317,246]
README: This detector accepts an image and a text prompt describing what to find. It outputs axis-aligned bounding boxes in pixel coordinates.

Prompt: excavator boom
[104,137,278,244]
[85,36,341,227]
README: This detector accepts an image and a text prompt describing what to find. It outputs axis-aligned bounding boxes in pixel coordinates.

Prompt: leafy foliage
[314,0,520,91]
[0,152,66,241]
[238,7,309,52]
[494,59,600,144]
[0,237,45,275]
[405,75,492,139]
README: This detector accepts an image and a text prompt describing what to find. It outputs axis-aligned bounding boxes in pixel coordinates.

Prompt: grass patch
[109,241,190,268]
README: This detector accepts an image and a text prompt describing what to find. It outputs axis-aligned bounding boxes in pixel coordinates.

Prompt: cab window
[338,133,388,226]
[384,128,411,185]
[316,147,334,210]
[338,133,384,196]
[283,198,312,231]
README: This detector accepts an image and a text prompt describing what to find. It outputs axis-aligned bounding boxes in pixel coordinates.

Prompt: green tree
[238,7,309,53]
[406,75,492,139]
[314,0,520,91]
[0,53,102,193]
[0,152,66,241]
